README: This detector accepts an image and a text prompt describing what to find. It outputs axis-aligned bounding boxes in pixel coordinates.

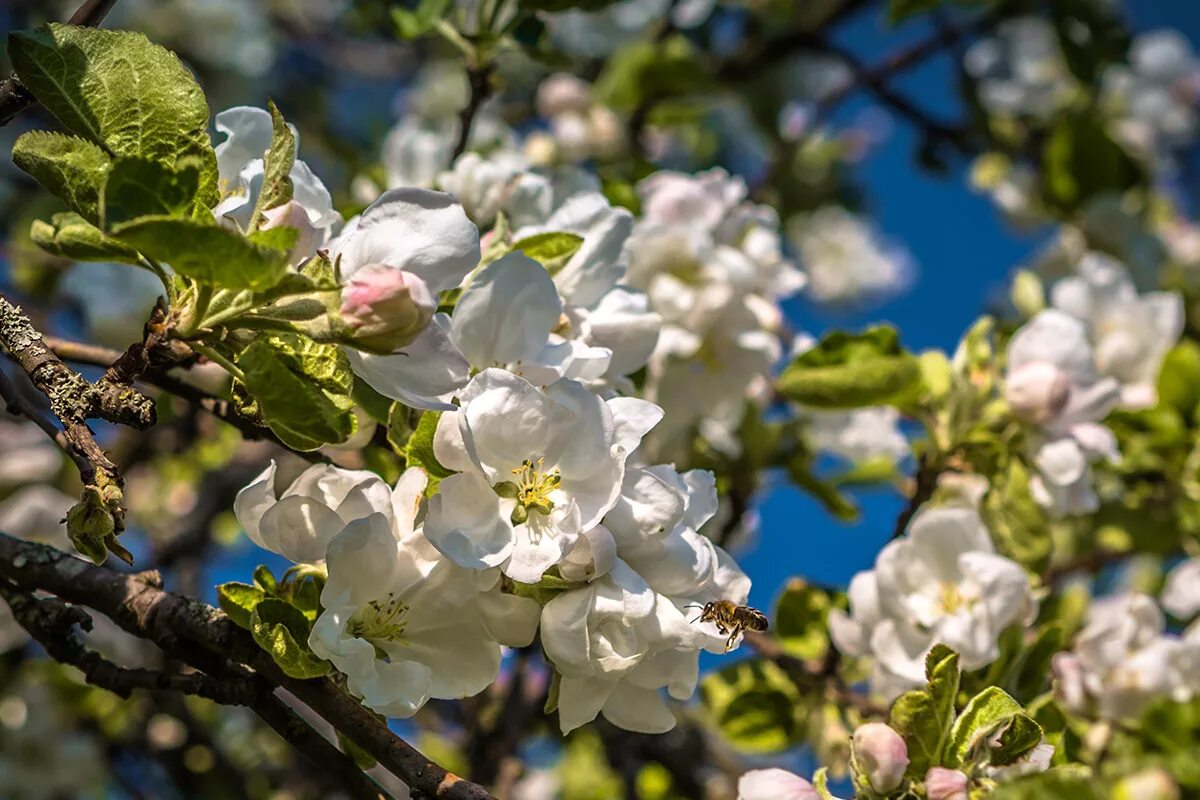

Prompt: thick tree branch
[0,533,496,800]
[0,0,121,127]
[0,580,390,800]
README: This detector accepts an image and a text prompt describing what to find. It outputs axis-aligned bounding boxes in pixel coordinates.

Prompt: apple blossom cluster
[1004,252,1183,515]
[787,205,912,309]
[1102,29,1200,157]
[235,416,751,734]
[963,16,1077,123]
[829,505,1036,700]
[1053,592,1200,721]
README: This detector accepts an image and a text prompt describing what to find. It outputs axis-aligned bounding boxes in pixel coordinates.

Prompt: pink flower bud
[340,265,435,352]
[852,722,909,793]
[536,73,592,118]
[925,767,969,800]
[1005,361,1071,424]
[261,200,321,262]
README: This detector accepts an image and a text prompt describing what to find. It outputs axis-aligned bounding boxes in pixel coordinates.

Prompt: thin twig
[451,63,494,162]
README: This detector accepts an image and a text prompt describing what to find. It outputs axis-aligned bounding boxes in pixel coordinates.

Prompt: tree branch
[452,63,494,162]
[0,0,121,127]
[0,533,497,800]
[0,579,391,800]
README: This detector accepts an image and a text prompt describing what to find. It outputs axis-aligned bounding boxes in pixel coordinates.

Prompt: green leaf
[12,131,111,223]
[406,411,454,493]
[250,101,296,229]
[391,0,451,39]
[30,212,142,264]
[981,458,1052,572]
[101,156,199,228]
[946,686,1025,767]
[1158,341,1200,419]
[773,578,842,661]
[989,712,1044,767]
[778,326,921,409]
[337,731,377,770]
[989,768,1099,799]
[811,768,836,800]
[9,23,219,208]
[700,659,803,752]
[217,581,266,630]
[237,334,358,451]
[253,564,278,594]
[1042,112,1142,214]
[250,598,330,679]
[111,216,290,289]
[594,35,710,112]
[890,645,961,777]
[512,232,584,276]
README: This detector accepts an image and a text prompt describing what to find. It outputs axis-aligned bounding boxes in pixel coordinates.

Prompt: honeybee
[685,600,769,653]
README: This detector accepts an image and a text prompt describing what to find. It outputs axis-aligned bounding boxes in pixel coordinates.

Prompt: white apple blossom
[1103,30,1200,155]
[308,468,539,717]
[329,188,480,408]
[1052,593,1200,721]
[788,206,912,308]
[1005,309,1122,516]
[1161,557,1200,620]
[829,506,1035,700]
[964,16,1077,122]
[736,768,838,800]
[212,106,340,245]
[541,559,702,734]
[234,461,395,564]
[425,369,661,583]
[542,0,714,59]
[1050,252,1184,409]
[802,406,910,466]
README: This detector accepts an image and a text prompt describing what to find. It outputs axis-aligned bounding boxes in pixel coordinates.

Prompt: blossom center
[496,458,562,524]
[348,593,409,644]
[938,582,972,614]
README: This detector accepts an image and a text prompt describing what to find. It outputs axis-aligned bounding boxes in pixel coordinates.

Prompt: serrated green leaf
[512,231,584,276]
[101,156,199,228]
[890,645,960,777]
[811,768,836,800]
[406,411,454,493]
[12,131,111,223]
[253,564,278,594]
[773,578,842,661]
[779,325,921,409]
[250,597,329,679]
[217,581,266,630]
[989,768,1099,799]
[9,23,219,208]
[700,660,803,753]
[237,334,357,451]
[30,212,142,264]
[111,215,290,289]
[989,712,1044,767]
[946,686,1025,767]
[250,101,296,230]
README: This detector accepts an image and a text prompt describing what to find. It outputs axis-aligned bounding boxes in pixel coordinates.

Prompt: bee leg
[724,623,743,653]
[715,621,728,635]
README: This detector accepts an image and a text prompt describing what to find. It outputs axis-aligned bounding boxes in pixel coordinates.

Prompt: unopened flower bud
[261,200,321,262]
[340,265,435,352]
[925,767,969,800]
[1005,361,1071,424]
[1114,768,1180,800]
[537,73,592,118]
[852,722,909,793]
